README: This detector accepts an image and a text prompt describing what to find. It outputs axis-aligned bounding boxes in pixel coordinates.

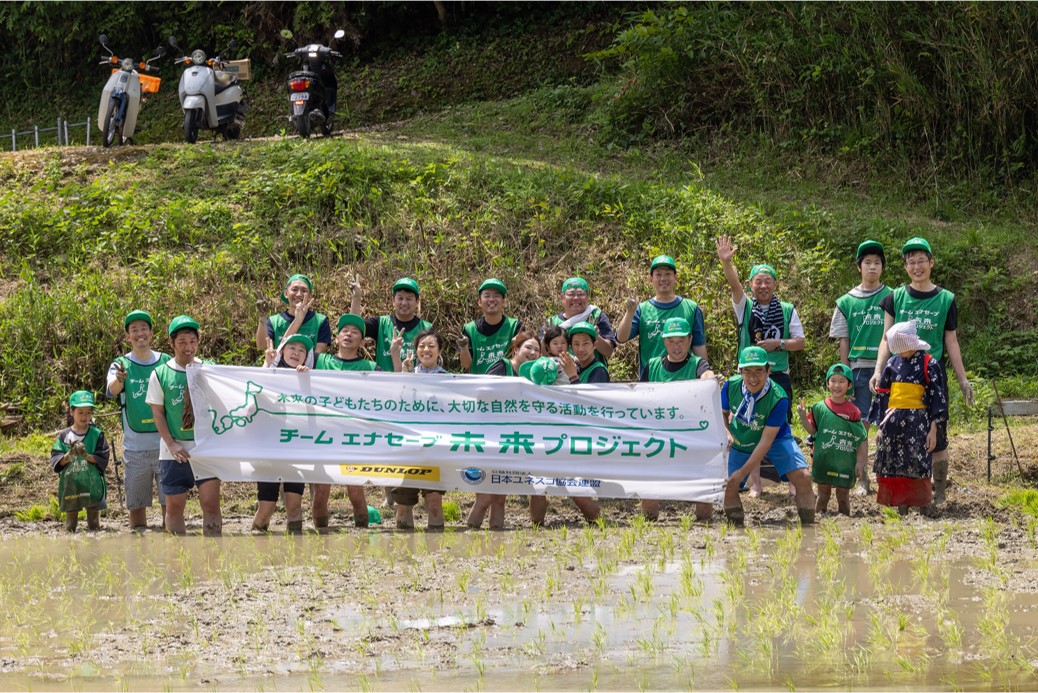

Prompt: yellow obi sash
[888,382,925,409]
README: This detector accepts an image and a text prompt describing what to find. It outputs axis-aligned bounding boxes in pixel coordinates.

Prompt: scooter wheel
[295,115,311,139]
[102,99,123,148]
[183,109,200,144]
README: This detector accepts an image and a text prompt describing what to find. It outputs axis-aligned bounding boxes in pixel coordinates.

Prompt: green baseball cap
[478,278,507,298]
[123,309,153,331]
[855,239,885,260]
[392,277,420,296]
[650,255,677,272]
[737,346,773,369]
[567,321,597,339]
[336,313,365,333]
[901,237,932,256]
[280,273,313,303]
[168,315,199,336]
[68,391,96,408]
[661,317,691,338]
[826,363,854,392]
[283,334,314,352]
[749,264,777,280]
[519,357,558,386]
[561,277,589,294]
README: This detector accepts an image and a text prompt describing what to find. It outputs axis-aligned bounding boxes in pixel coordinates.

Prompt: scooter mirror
[155,46,167,58]
[168,36,178,48]
[334,29,346,40]
[228,38,238,51]
[280,29,294,40]
[99,34,109,46]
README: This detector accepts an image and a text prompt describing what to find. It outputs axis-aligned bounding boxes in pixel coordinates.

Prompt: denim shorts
[159,459,216,496]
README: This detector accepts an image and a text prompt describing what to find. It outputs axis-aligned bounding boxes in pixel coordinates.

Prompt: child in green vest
[390,329,449,530]
[869,237,974,505]
[468,332,542,529]
[722,347,815,525]
[106,309,171,531]
[716,236,805,496]
[460,278,524,375]
[51,391,111,532]
[640,317,718,521]
[616,255,708,380]
[350,276,433,373]
[797,364,868,516]
[148,315,222,536]
[255,273,332,355]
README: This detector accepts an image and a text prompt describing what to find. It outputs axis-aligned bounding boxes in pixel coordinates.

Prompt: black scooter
[281,28,345,138]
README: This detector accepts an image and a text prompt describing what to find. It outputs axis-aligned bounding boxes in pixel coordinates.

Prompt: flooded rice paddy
[1,513,1037,690]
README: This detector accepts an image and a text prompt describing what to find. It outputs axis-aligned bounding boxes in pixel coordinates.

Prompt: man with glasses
[544,277,617,361]
[869,237,974,506]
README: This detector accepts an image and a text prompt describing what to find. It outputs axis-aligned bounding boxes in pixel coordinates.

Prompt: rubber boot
[286,520,304,535]
[86,508,101,531]
[65,514,78,533]
[933,458,949,505]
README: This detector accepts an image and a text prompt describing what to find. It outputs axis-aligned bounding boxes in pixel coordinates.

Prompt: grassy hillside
[2,83,1037,430]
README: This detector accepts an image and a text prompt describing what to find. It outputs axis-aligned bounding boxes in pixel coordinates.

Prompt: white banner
[187,365,727,502]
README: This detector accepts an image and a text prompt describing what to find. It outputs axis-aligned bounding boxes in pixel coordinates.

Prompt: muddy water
[0,518,1036,690]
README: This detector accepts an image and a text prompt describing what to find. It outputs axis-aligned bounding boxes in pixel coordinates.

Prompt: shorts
[124,448,165,510]
[851,367,874,419]
[392,487,443,507]
[729,436,808,483]
[159,459,217,496]
[770,371,794,423]
[877,476,932,507]
[257,481,306,502]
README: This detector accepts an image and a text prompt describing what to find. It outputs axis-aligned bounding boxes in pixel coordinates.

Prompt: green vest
[726,376,788,453]
[809,401,867,489]
[647,354,702,383]
[376,315,432,372]
[738,300,794,373]
[835,287,892,363]
[316,353,377,372]
[269,311,327,348]
[154,363,194,441]
[464,316,519,375]
[549,308,601,330]
[53,426,106,512]
[636,298,700,369]
[116,353,171,433]
[892,286,954,362]
[577,359,607,383]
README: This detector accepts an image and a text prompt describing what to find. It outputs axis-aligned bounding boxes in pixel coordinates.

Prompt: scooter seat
[214,72,238,93]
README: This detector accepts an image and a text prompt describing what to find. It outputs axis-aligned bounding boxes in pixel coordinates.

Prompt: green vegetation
[996,489,1038,517]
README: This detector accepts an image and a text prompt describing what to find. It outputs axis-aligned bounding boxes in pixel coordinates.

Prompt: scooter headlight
[191,49,207,65]
[121,57,134,71]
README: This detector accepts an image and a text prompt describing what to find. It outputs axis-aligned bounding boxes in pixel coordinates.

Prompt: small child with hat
[50,391,111,532]
[797,364,868,516]
[867,320,948,512]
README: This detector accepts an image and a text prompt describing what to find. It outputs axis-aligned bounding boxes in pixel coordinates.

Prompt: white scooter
[96,35,165,147]
[169,36,248,143]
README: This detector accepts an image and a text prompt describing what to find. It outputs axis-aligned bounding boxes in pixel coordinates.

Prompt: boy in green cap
[147,316,222,536]
[869,237,974,505]
[546,277,617,361]
[316,314,379,372]
[796,364,868,516]
[641,317,720,521]
[350,276,432,372]
[722,346,815,525]
[558,322,611,384]
[106,309,171,531]
[51,391,111,532]
[459,278,524,374]
[255,273,332,355]
[617,254,708,380]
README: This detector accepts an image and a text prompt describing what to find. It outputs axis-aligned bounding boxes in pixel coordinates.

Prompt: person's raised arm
[715,236,745,304]
[797,398,816,434]
[349,276,363,316]
[616,297,637,345]
[457,331,473,371]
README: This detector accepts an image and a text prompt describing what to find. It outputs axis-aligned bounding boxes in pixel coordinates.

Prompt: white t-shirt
[732,294,805,338]
[146,358,202,461]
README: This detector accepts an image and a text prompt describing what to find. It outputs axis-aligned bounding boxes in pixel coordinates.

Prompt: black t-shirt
[577,360,611,383]
[486,358,513,377]
[879,285,958,331]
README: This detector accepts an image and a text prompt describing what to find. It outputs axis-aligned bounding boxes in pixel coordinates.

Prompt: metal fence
[7,117,91,151]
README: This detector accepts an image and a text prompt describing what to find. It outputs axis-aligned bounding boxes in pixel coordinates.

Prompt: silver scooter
[96,35,165,147]
[168,36,247,143]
